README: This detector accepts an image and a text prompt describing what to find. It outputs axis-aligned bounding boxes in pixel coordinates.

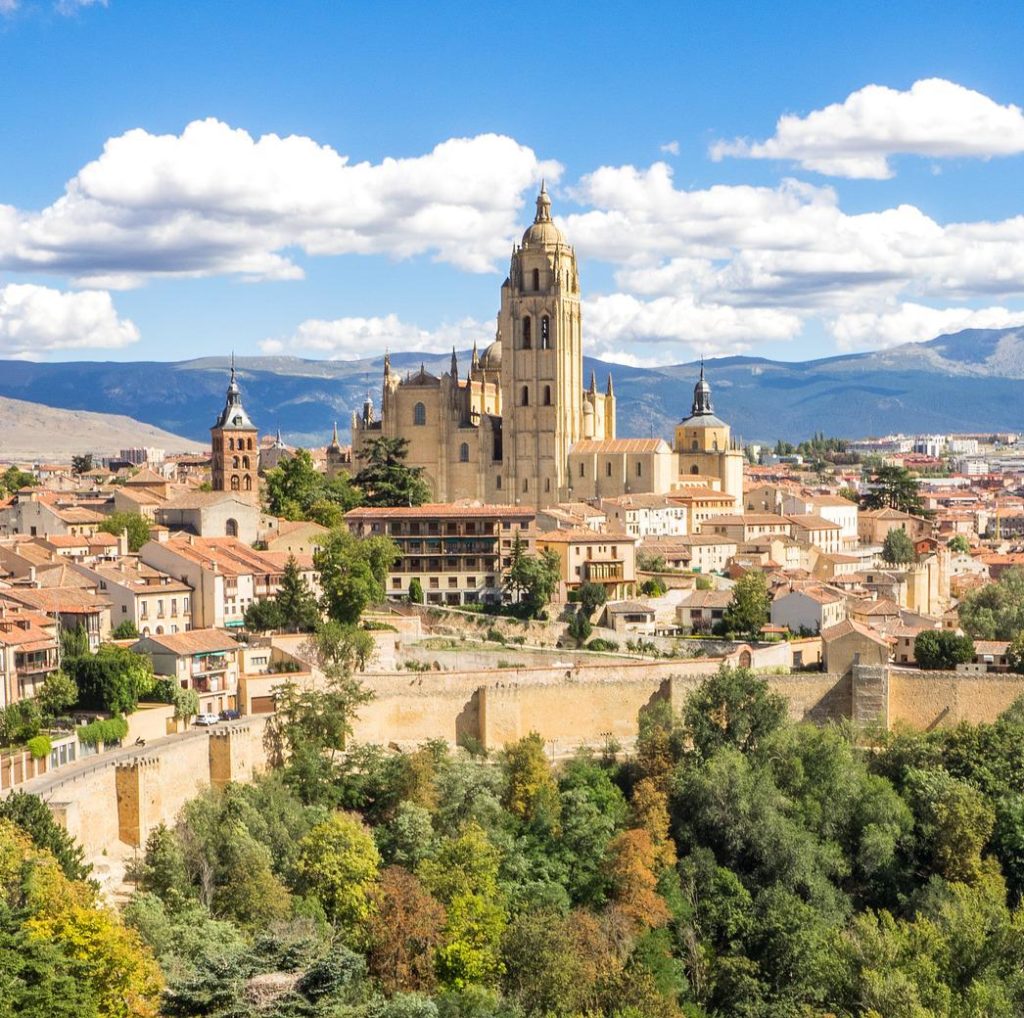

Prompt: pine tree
[275,554,321,632]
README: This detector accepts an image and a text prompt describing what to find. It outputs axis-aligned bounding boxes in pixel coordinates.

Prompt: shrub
[0,699,42,748]
[362,620,399,632]
[640,577,668,596]
[586,638,620,652]
[26,734,52,759]
[408,578,424,604]
[76,715,129,747]
[695,575,714,590]
[111,619,140,640]
[485,627,506,644]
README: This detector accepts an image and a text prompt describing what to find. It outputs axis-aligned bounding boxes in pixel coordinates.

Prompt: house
[536,503,608,532]
[155,491,261,543]
[133,629,241,716]
[973,640,1011,673]
[676,588,733,633]
[640,534,738,574]
[858,508,932,546]
[260,519,329,556]
[770,585,847,635]
[0,586,112,650]
[699,513,793,544]
[786,514,843,555]
[782,492,859,549]
[0,489,107,538]
[599,494,688,538]
[605,600,657,636]
[345,503,536,607]
[534,528,638,602]
[820,618,891,675]
[669,487,739,532]
[0,602,60,708]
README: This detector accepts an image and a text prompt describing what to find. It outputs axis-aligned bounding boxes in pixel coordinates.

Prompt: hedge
[76,715,129,748]
[26,734,52,759]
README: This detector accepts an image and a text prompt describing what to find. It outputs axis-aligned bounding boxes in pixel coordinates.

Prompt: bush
[362,620,398,632]
[408,578,424,604]
[640,577,668,596]
[26,734,52,759]
[0,699,42,748]
[111,619,140,640]
[485,627,506,644]
[76,715,129,747]
[915,629,975,670]
[695,575,714,590]
[586,638,620,652]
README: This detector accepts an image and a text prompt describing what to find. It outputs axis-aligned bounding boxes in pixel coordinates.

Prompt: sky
[2,1,1024,368]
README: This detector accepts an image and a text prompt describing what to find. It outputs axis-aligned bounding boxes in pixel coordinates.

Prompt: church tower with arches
[210,361,259,503]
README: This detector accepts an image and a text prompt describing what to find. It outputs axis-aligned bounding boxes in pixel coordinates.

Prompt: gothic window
[523,479,529,493]
[545,478,551,493]
[414,402,427,426]
[232,456,240,469]
[690,465,699,475]
[522,317,532,349]
[541,316,550,349]
[521,386,529,406]
[244,476,252,491]
[248,438,254,450]
[496,474,502,489]
[242,456,250,469]
[579,463,585,477]
[228,438,234,450]
[532,267,540,290]
[226,518,238,537]
[230,475,240,491]
[543,385,552,406]
[713,438,719,451]
[459,442,469,463]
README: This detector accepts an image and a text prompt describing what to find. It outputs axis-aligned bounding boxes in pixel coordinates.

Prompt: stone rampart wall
[888,668,1024,729]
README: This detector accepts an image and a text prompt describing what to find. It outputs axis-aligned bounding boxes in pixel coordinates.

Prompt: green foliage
[0,464,35,495]
[861,463,928,515]
[585,637,619,652]
[409,577,425,604]
[26,734,51,759]
[315,527,399,625]
[0,791,91,881]
[353,436,431,507]
[640,576,667,596]
[695,574,714,590]
[75,714,128,747]
[722,571,770,638]
[60,623,90,661]
[503,532,560,619]
[71,453,93,475]
[914,629,975,669]
[882,526,917,564]
[264,447,363,520]
[637,551,667,572]
[97,510,151,552]
[948,534,972,554]
[0,698,42,747]
[959,567,1024,640]
[243,597,281,632]
[111,619,139,640]
[566,607,592,646]
[576,581,607,616]
[66,643,154,715]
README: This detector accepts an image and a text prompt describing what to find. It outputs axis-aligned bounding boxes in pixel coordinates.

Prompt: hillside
[0,396,202,461]
[1,326,1022,447]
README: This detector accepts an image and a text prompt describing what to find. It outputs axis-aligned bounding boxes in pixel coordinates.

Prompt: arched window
[691,440,698,452]
[521,386,529,406]
[230,475,240,491]
[543,385,552,406]
[540,316,550,349]
[459,442,470,463]
[155,626,164,635]
[690,465,699,475]
[242,456,250,469]
[532,267,540,290]
[413,402,427,426]
[226,518,238,537]
[248,438,254,450]
[522,317,532,349]
[232,456,240,469]
[243,475,252,491]
[228,438,234,451]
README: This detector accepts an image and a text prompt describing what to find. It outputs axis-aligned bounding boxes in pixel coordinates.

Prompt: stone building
[210,361,259,502]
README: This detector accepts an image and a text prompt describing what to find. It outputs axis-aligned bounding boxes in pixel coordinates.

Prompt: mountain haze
[2,327,1022,450]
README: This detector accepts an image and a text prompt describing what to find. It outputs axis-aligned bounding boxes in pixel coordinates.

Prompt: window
[521,385,529,406]
[496,475,502,489]
[230,476,240,491]
[226,518,238,537]
[691,440,698,451]
[413,402,427,426]
[522,317,532,349]
[228,438,234,450]
[243,476,252,491]
[606,462,612,477]
[532,267,540,290]
[543,385,551,406]
[713,439,719,451]
[232,456,240,469]
[690,465,699,475]
[636,462,642,477]
[459,442,470,463]
[541,316,550,349]
[579,463,585,477]
[523,479,529,493]
[248,438,254,450]
[545,478,551,492]
[242,456,250,469]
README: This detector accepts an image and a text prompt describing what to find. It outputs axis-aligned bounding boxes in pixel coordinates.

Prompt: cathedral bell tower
[210,358,259,502]
[498,183,582,508]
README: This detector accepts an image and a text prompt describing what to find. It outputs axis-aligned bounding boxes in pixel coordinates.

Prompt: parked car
[194,713,220,727]
[219,709,241,721]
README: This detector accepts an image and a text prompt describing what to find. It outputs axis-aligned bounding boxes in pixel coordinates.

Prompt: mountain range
[3,326,1023,451]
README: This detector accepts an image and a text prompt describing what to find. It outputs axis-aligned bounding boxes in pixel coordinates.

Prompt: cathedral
[352,185,742,511]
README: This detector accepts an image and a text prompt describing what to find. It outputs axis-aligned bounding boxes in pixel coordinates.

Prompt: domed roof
[680,360,728,429]
[480,339,502,370]
[521,182,566,247]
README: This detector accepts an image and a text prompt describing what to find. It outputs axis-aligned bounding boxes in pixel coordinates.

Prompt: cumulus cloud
[263,313,491,361]
[0,283,139,357]
[0,120,560,285]
[830,302,1024,351]
[711,78,1024,179]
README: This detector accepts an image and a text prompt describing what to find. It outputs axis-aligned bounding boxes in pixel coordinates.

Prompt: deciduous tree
[721,572,770,639]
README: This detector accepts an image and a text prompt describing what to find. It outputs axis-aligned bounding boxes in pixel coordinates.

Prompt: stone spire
[606,373,614,396]
[329,421,341,449]
[383,349,391,379]
[450,346,459,381]
[589,369,597,394]
[691,356,713,416]
[535,180,552,223]
[471,338,479,370]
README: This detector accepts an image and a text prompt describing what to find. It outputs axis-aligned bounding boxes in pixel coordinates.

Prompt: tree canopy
[721,571,770,638]
[98,511,151,552]
[861,464,928,515]
[881,526,916,564]
[264,447,363,522]
[353,436,431,508]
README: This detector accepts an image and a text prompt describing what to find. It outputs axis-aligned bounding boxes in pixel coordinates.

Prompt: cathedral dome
[480,339,502,370]
[521,182,565,247]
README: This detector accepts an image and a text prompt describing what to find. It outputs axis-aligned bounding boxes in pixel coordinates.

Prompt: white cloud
[0,0,19,13]
[830,302,1024,351]
[263,313,491,361]
[55,0,107,13]
[0,120,560,285]
[659,140,680,156]
[711,78,1024,179]
[0,283,139,357]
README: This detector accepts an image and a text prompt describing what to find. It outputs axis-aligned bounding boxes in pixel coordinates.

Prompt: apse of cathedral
[352,185,742,510]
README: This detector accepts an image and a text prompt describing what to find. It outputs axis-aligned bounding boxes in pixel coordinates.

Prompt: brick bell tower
[210,356,259,502]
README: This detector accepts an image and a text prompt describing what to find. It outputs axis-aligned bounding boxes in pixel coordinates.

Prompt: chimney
[117,532,128,557]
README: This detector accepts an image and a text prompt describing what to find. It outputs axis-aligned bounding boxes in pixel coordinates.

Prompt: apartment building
[71,558,192,636]
[599,494,688,538]
[133,628,240,715]
[0,602,60,708]
[534,528,638,602]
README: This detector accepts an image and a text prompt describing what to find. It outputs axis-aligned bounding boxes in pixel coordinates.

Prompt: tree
[408,577,424,604]
[111,620,139,640]
[97,511,151,552]
[353,436,431,507]
[948,535,971,555]
[67,644,154,714]
[566,608,592,646]
[959,568,1024,640]
[1008,630,1024,674]
[314,528,399,625]
[501,732,560,829]
[71,454,93,476]
[264,448,362,521]
[0,465,34,495]
[604,828,671,931]
[503,533,561,619]
[244,598,282,633]
[35,670,78,721]
[275,554,321,632]
[860,464,927,515]
[881,527,916,565]
[721,572,770,638]
[914,629,975,670]
[577,581,607,617]
[0,792,91,881]
[684,666,788,759]
[295,812,381,933]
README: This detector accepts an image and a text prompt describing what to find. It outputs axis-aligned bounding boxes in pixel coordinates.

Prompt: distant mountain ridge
[3,326,1022,449]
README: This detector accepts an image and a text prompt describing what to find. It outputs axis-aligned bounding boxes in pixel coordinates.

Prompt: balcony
[583,560,625,583]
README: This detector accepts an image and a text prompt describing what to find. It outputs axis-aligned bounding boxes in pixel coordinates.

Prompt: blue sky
[2,0,1024,366]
